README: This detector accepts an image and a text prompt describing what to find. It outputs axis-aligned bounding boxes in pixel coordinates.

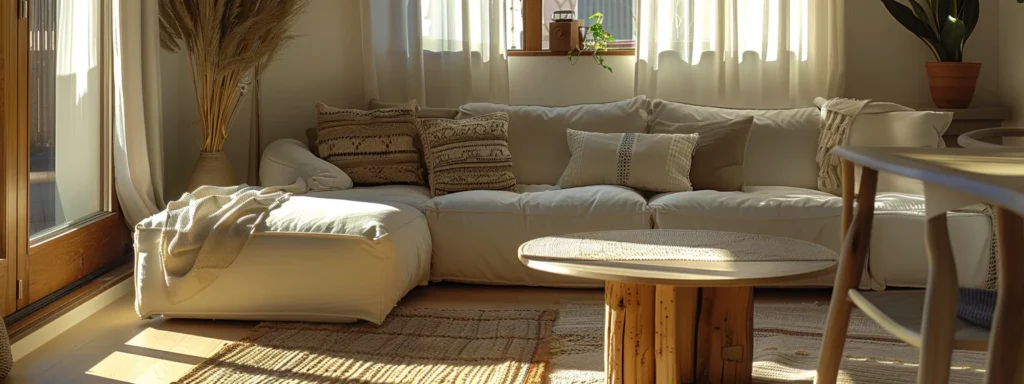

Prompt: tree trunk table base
[605,281,754,384]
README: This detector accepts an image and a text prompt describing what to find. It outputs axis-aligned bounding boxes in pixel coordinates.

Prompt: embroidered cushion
[316,102,425,185]
[557,129,699,193]
[418,113,518,196]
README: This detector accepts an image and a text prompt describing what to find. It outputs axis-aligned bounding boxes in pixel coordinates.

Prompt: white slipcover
[424,185,651,287]
[307,185,432,211]
[135,197,431,324]
[649,186,993,289]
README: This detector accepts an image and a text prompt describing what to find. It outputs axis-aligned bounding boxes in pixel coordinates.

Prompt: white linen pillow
[260,139,353,191]
[848,109,953,195]
[557,129,699,193]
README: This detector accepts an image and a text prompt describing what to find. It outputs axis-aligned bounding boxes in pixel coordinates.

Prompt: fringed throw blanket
[814,97,913,194]
[137,181,308,304]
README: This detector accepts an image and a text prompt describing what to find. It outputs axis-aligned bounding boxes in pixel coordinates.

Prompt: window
[509,0,636,54]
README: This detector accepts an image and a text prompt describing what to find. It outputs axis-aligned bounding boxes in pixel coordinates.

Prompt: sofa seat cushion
[650,187,993,289]
[868,194,993,290]
[135,197,431,324]
[306,185,432,211]
[424,185,651,286]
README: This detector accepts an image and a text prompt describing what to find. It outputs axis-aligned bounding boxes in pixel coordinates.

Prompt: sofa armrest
[260,139,352,191]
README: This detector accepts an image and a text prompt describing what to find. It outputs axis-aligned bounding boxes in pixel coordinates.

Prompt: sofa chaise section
[424,185,651,287]
[135,197,431,324]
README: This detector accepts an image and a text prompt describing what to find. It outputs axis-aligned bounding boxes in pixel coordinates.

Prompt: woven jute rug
[546,301,988,384]
[174,307,555,384]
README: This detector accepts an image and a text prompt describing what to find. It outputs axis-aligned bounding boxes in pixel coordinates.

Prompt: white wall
[160,0,1009,197]
[509,56,635,106]
[999,1,1024,126]
[845,0,1000,107]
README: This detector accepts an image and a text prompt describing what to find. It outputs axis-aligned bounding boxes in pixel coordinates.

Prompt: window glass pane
[29,0,103,237]
[541,0,635,50]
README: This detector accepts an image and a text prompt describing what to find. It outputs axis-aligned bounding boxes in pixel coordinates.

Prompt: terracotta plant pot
[186,151,236,191]
[925,62,981,109]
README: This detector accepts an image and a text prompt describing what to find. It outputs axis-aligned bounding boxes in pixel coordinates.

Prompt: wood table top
[832,146,1024,215]
[518,229,837,287]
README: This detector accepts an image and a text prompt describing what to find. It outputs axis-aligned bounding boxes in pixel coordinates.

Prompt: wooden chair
[815,147,1024,383]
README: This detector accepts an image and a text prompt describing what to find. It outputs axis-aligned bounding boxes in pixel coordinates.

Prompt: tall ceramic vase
[186,151,236,191]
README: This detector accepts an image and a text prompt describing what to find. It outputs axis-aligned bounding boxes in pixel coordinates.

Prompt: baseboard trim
[10,276,132,361]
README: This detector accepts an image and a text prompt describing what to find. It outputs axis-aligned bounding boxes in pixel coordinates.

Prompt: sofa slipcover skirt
[135,197,431,324]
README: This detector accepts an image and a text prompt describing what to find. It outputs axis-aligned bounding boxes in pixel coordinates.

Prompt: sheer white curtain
[359,0,510,108]
[112,0,165,226]
[635,0,844,108]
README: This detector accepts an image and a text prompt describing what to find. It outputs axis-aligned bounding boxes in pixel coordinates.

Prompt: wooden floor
[5,284,828,383]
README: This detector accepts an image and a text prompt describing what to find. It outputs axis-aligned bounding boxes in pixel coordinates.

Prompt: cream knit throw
[815,97,913,194]
[138,181,308,304]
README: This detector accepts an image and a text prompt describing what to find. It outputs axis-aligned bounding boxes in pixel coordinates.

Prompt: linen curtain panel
[359,0,510,108]
[635,0,844,108]
[112,0,165,226]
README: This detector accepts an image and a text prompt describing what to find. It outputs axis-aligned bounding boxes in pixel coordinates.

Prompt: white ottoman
[134,196,431,324]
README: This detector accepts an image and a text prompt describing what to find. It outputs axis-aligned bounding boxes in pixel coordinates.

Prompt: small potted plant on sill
[880,0,980,108]
[568,12,615,73]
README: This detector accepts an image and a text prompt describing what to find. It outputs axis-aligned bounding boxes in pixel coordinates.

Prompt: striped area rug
[175,307,555,384]
[547,301,988,384]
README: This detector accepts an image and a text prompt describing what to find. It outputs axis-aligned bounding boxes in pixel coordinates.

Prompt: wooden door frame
[2,0,23,316]
[1,0,127,314]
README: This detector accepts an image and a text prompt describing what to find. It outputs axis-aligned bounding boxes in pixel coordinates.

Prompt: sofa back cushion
[848,109,953,194]
[458,96,651,185]
[368,99,459,119]
[651,100,821,189]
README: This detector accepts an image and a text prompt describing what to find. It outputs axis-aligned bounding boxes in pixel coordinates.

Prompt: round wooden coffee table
[518,229,837,384]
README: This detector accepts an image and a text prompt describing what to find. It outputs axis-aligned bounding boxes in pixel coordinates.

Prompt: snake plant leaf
[961,0,979,43]
[881,0,939,40]
[940,16,966,61]
[934,0,953,33]
[908,0,936,33]
[881,0,938,39]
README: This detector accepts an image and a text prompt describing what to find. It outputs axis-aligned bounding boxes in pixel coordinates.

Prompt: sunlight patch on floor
[126,327,234,358]
[87,351,195,384]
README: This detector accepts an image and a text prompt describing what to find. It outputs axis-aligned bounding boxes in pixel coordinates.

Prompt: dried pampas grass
[159,0,307,152]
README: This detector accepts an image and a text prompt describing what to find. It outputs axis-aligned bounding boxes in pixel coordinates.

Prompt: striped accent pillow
[557,129,699,193]
[418,113,519,196]
[316,102,425,185]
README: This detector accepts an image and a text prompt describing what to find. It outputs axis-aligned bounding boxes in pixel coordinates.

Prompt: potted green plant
[568,12,615,73]
[880,0,980,108]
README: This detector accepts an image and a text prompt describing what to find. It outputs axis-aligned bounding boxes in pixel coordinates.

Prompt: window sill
[508,49,635,57]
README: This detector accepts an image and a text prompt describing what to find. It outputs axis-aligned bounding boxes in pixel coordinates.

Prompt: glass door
[0,0,128,314]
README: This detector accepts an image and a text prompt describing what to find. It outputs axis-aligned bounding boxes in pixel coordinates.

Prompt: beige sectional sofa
[135,96,995,324]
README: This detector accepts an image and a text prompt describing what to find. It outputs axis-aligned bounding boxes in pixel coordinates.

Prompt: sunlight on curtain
[362,0,510,107]
[636,0,843,108]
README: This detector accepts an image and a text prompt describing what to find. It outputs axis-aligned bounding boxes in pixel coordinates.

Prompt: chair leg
[985,208,1024,383]
[816,167,878,384]
[918,213,958,384]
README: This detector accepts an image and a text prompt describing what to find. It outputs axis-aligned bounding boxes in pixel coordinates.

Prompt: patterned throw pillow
[316,102,425,185]
[557,129,699,193]
[418,113,518,196]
